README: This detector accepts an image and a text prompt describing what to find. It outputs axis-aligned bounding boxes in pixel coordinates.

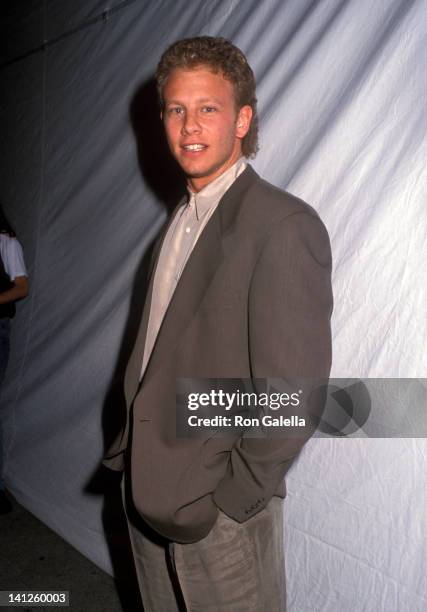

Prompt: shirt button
[185,227,191,233]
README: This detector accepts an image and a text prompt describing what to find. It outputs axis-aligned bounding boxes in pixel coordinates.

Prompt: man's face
[161,66,252,192]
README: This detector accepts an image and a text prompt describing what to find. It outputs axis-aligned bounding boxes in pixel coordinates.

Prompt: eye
[168,106,184,115]
[201,106,217,113]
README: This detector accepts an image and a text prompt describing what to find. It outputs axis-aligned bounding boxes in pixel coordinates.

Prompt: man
[104,36,333,611]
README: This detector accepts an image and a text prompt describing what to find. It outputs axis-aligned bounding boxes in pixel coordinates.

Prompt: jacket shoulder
[241,171,326,239]
[253,175,319,218]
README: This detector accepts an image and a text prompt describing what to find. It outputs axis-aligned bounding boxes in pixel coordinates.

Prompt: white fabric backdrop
[1,1,426,610]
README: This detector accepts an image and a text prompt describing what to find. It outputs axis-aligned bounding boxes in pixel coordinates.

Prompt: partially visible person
[0,202,28,514]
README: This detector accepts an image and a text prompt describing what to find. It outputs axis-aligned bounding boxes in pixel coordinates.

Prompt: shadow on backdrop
[85,77,186,611]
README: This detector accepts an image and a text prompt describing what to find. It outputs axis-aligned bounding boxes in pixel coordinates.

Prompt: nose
[181,109,201,135]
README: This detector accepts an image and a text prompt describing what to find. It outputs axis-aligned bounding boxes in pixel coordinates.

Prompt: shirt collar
[187,157,247,220]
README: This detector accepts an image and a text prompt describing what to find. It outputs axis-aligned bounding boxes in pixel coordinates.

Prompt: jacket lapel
[145,206,223,380]
[124,199,185,405]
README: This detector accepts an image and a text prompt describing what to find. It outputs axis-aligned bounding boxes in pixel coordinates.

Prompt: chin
[180,164,212,179]
[186,169,211,179]
[181,159,226,180]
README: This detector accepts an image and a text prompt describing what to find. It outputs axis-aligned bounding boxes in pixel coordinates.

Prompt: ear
[235,105,252,139]
[160,110,163,121]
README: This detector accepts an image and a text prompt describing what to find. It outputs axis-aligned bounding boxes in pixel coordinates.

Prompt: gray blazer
[104,165,333,543]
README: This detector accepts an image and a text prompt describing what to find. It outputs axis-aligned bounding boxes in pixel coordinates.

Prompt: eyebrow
[164,97,224,106]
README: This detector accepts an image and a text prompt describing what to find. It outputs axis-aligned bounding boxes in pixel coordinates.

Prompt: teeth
[184,144,205,151]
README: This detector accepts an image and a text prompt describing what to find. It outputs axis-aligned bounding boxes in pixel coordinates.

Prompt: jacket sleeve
[213,211,333,521]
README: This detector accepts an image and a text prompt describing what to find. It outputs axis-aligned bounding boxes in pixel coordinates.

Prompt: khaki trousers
[123,479,287,612]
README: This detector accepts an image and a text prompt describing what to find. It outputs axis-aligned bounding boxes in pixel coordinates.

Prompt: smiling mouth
[182,144,208,152]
